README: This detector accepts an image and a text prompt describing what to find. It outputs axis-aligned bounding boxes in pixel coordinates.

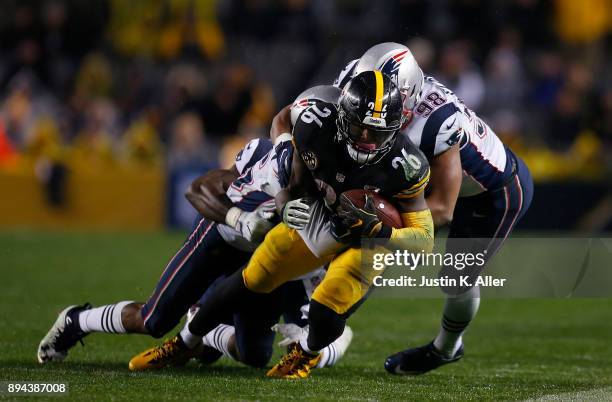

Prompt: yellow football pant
[242,208,433,316]
[242,223,370,315]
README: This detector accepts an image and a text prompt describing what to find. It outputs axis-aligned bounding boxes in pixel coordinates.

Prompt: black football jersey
[292,100,430,206]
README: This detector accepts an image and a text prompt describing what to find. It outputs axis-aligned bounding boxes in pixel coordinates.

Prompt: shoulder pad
[235,138,273,174]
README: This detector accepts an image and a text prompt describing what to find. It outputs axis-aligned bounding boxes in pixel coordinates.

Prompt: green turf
[1,230,611,401]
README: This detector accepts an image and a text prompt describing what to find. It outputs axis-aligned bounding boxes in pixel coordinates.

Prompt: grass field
[1,229,612,401]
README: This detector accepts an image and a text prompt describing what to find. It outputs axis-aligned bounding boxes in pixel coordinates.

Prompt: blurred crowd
[0,0,610,181]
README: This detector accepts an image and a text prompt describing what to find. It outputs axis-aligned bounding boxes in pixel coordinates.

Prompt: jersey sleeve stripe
[409,168,431,191]
[420,103,458,160]
[393,168,431,199]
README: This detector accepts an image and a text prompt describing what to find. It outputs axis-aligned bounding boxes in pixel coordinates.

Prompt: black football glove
[335,193,383,239]
[330,213,356,244]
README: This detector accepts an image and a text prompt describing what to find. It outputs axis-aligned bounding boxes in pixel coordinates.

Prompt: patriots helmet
[354,42,424,125]
[290,85,342,126]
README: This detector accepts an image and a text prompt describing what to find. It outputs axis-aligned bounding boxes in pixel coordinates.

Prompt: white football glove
[271,323,308,348]
[282,198,313,230]
[226,202,276,243]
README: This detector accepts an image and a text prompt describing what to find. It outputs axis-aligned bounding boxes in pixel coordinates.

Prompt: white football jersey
[218,135,293,251]
[401,76,512,196]
[335,65,514,196]
[218,134,327,284]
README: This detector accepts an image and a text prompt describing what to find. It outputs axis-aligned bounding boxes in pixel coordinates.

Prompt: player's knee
[312,276,360,315]
[239,346,272,368]
[242,249,286,294]
[243,224,308,293]
[145,325,165,339]
[146,322,170,339]
[143,315,178,339]
[242,266,279,294]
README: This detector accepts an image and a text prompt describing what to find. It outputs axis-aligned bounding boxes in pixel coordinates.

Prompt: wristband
[225,207,242,229]
[374,223,393,239]
[279,203,288,223]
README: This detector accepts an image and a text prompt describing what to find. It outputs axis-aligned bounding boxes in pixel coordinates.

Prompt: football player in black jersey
[143,71,434,378]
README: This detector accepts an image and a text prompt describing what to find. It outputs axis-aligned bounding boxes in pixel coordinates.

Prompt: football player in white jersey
[38,86,353,371]
[333,43,534,375]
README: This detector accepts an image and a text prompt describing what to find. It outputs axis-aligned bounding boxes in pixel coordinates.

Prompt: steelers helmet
[354,42,424,125]
[337,70,405,165]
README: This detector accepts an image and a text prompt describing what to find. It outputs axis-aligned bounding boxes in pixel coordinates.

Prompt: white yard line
[525,387,612,401]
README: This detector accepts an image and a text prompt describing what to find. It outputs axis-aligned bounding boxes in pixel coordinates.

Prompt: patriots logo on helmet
[293,98,316,109]
[379,50,408,82]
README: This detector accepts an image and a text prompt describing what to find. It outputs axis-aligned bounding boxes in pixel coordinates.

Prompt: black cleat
[37,303,92,363]
[384,341,464,375]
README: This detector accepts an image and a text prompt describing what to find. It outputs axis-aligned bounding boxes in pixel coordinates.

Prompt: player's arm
[186,138,281,242]
[269,104,292,142]
[425,144,462,228]
[388,190,435,253]
[335,168,434,252]
[185,166,239,222]
[275,145,317,229]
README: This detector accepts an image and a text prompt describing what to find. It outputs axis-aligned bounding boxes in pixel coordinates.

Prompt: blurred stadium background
[0,0,610,231]
[2,2,612,399]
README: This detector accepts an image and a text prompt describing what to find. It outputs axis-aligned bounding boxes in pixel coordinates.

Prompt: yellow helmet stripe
[373,70,384,118]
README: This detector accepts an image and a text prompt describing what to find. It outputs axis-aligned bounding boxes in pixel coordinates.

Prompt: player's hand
[329,213,357,244]
[337,193,382,238]
[237,208,275,243]
[227,201,276,243]
[282,198,313,230]
[271,323,308,347]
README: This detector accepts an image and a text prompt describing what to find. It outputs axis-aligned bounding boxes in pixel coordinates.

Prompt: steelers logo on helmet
[337,70,405,165]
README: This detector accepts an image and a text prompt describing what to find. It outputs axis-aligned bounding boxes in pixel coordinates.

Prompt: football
[340,189,403,228]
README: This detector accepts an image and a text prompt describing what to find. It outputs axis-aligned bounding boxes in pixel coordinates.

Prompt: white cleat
[37,303,91,364]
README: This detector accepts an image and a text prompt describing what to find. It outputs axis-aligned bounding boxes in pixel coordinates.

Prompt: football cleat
[128,335,201,371]
[37,303,92,364]
[272,324,354,368]
[384,341,464,375]
[266,343,321,379]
